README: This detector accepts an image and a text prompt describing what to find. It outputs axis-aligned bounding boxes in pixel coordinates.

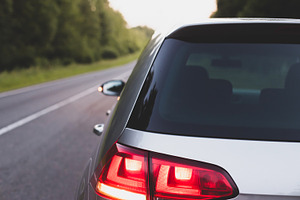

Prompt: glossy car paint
[119,128,300,197]
[76,19,300,200]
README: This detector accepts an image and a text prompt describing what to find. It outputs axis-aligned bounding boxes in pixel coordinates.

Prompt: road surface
[0,62,135,200]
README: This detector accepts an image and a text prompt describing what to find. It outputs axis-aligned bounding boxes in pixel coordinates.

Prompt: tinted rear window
[128,38,300,142]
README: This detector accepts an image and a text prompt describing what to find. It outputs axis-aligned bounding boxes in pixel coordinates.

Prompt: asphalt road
[0,62,135,200]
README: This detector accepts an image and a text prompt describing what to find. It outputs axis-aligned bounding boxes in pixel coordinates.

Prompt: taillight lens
[95,144,148,200]
[95,143,238,200]
[151,154,237,200]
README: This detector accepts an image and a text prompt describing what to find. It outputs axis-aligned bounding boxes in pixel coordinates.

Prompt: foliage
[0,52,140,93]
[211,0,300,19]
[130,26,155,50]
[0,0,153,71]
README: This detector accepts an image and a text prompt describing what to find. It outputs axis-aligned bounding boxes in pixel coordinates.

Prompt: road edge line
[0,71,131,136]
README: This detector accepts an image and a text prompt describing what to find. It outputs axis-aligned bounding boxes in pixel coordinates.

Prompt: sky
[108,0,217,31]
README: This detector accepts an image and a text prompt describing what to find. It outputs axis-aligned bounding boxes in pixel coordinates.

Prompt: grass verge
[0,52,140,93]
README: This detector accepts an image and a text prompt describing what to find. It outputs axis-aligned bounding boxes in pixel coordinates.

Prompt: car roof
[154,18,300,44]
[155,18,300,39]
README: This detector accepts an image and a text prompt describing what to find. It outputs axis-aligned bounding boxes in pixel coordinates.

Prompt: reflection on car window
[128,39,300,141]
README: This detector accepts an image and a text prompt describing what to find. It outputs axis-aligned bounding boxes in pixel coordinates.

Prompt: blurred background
[0,0,153,72]
[1,0,300,91]
[1,1,300,200]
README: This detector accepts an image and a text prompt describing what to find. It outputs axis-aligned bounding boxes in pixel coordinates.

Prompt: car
[76,18,300,200]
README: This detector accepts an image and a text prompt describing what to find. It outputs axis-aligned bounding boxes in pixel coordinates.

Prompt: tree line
[0,0,153,71]
[212,0,300,18]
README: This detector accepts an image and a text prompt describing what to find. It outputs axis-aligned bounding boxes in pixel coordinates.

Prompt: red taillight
[96,144,148,200]
[95,143,238,200]
[151,155,236,199]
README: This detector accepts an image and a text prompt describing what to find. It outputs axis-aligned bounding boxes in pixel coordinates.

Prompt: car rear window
[128,37,300,142]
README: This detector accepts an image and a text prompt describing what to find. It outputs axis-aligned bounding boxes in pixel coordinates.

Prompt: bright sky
[108,0,217,31]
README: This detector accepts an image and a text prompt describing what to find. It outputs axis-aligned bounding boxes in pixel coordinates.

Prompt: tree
[211,0,246,18]
[99,1,129,58]
[212,0,300,19]
[50,0,82,64]
[77,0,102,62]
[239,0,300,18]
[0,0,13,70]
[0,0,153,71]
[0,0,59,69]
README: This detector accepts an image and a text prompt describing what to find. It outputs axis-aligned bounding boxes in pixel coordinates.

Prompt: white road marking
[0,86,96,136]
[0,71,131,136]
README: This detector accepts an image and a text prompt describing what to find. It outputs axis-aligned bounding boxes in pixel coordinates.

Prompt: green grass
[0,52,140,93]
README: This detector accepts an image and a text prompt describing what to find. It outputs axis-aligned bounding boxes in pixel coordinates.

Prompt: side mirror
[98,80,125,96]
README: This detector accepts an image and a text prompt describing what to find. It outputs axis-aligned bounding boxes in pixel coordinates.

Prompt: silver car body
[119,128,300,199]
[76,18,300,200]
